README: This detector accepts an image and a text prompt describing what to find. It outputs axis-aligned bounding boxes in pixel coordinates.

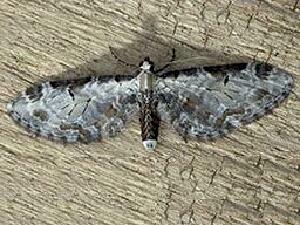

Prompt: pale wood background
[0,1,299,225]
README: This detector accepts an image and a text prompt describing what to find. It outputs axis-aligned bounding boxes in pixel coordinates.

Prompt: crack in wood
[209,157,225,185]
[200,0,210,21]
[179,156,195,180]
[172,16,179,36]
[179,199,196,225]
[216,0,232,25]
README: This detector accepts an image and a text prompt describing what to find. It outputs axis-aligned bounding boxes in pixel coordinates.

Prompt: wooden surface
[0,1,299,225]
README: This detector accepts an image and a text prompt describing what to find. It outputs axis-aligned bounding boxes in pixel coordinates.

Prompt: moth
[7,49,294,150]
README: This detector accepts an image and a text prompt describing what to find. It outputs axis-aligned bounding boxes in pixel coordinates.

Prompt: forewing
[7,75,139,143]
[156,62,293,139]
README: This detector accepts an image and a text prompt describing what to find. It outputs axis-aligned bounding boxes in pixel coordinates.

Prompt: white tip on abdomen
[143,139,157,151]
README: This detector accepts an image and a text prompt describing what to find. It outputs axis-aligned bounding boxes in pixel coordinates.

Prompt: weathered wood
[0,1,299,225]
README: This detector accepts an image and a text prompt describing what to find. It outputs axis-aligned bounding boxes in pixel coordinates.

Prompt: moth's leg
[156,48,176,75]
[109,46,136,67]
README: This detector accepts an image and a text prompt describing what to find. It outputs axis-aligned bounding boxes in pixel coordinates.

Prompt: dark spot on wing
[25,85,42,96]
[160,63,248,78]
[49,77,92,89]
[115,76,121,82]
[79,128,92,143]
[94,121,103,130]
[215,107,245,128]
[203,63,247,74]
[99,75,114,82]
[60,123,81,130]
[48,75,135,91]
[182,97,197,111]
[33,109,49,121]
[69,77,93,88]
[224,75,230,85]
[104,104,117,117]
[61,135,68,143]
[124,94,137,104]
[68,89,75,100]
[25,84,43,100]
[49,80,68,88]
[255,63,273,77]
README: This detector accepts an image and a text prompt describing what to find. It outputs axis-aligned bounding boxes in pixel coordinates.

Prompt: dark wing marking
[156,62,293,139]
[7,75,139,143]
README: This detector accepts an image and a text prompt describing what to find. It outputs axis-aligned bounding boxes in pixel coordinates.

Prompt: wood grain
[0,1,299,225]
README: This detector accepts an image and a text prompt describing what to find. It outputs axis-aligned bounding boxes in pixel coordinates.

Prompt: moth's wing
[156,62,293,139]
[7,75,139,143]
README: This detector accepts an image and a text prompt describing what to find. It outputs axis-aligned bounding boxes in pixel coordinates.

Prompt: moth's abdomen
[139,93,159,151]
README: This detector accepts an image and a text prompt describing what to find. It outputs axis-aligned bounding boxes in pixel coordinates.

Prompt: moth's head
[139,56,155,72]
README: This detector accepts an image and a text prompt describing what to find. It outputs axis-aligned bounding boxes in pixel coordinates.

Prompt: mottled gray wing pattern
[156,62,293,139]
[7,75,139,143]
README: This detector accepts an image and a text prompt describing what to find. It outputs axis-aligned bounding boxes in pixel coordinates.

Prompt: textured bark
[0,1,299,225]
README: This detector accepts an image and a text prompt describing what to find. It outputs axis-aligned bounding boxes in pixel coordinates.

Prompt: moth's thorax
[137,70,156,92]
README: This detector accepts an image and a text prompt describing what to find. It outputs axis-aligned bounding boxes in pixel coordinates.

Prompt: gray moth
[7,51,294,150]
